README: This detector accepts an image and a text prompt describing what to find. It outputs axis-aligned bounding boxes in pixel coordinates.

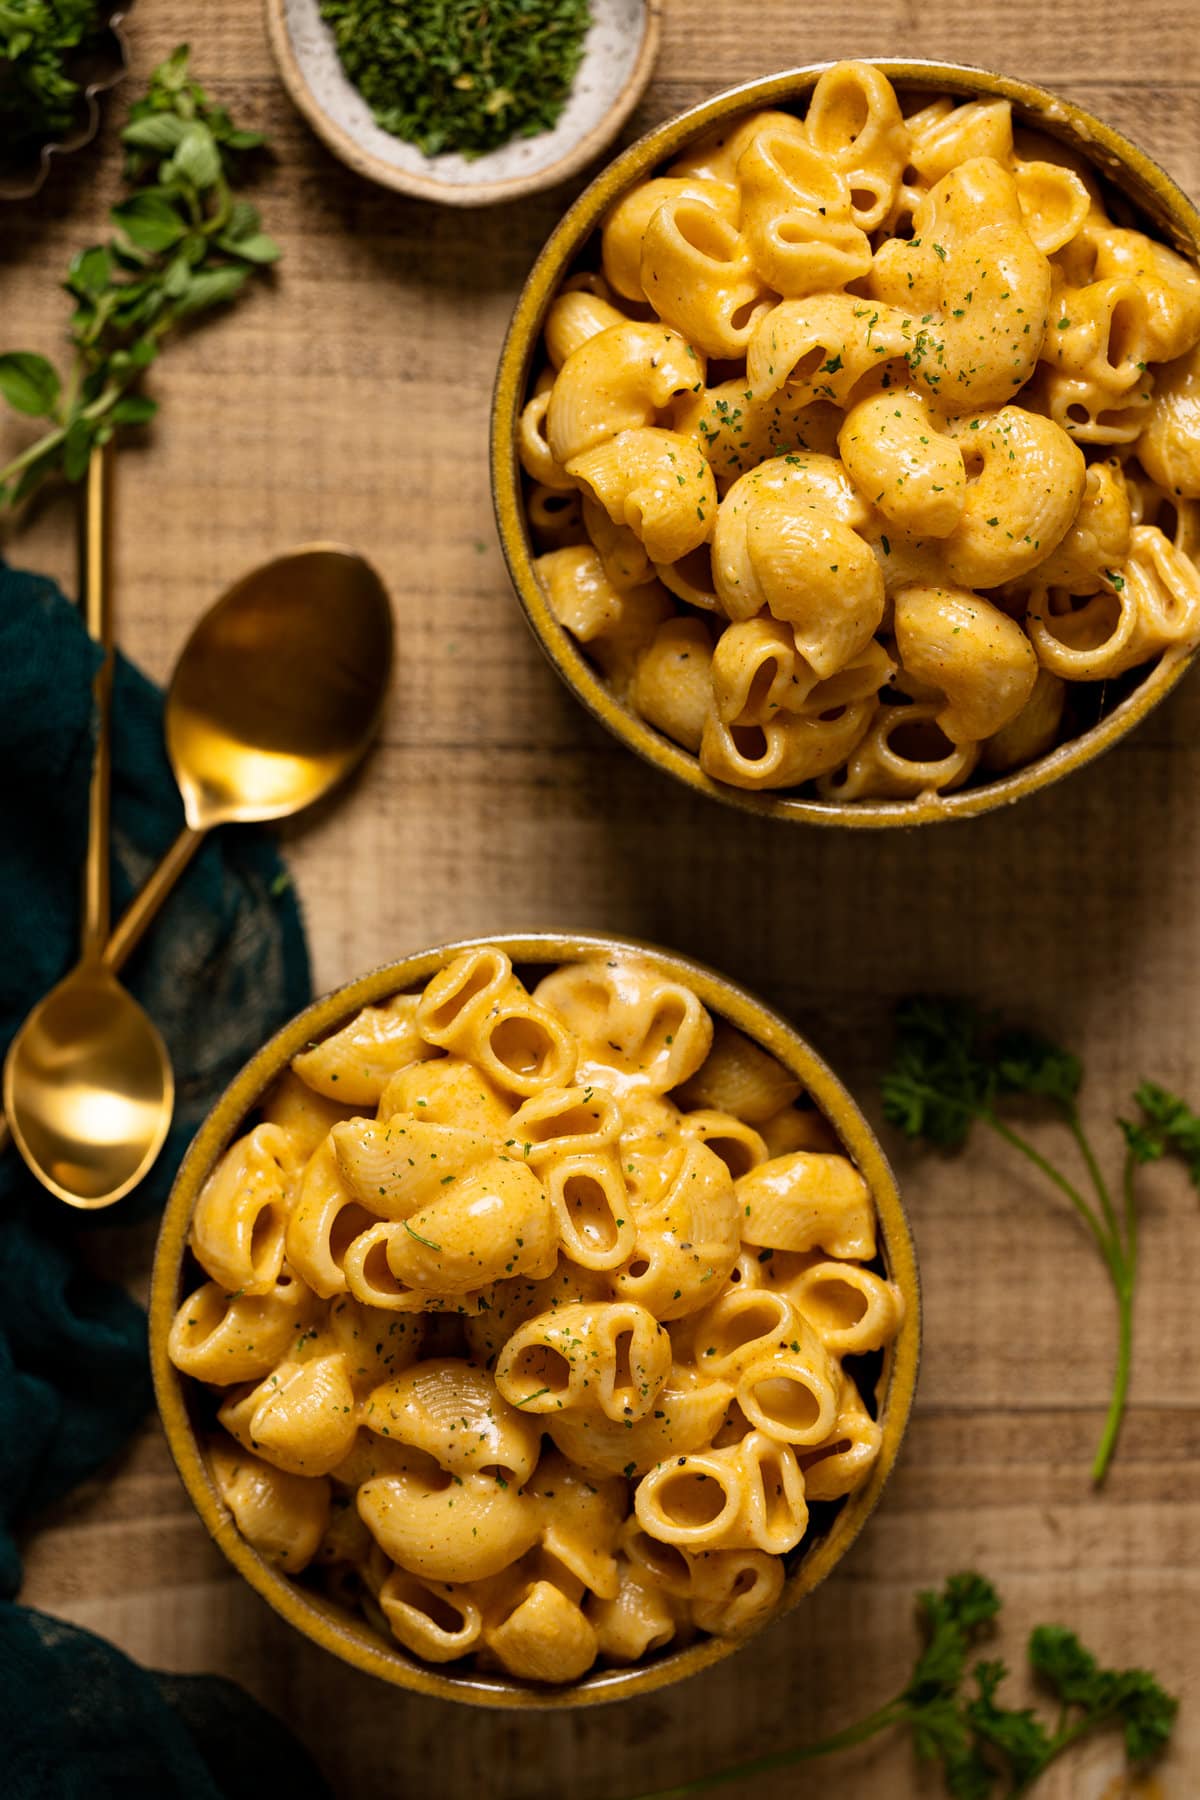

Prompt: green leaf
[965,1660,1054,1785]
[221,199,260,240]
[109,394,158,426]
[121,113,189,153]
[993,1031,1082,1108]
[1120,1082,1200,1189]
[66,245,112,300]
[169,121,222,189]
[1115,1670,1178,1762]
[111,190,188,253]
[154,44,193,93]
[62,417,94,482]
[0,351,61,418]
[222,231,281,265]
[907,1574,1000,1701]
[1029,1625,1102,1706]
[161,252,193,300]
[882,998,994,1148]
[173,264,250,316]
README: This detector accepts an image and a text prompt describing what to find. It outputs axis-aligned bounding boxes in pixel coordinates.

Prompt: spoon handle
[102,824,206,976]
[0,444,115,1160]
[80,443,115,963]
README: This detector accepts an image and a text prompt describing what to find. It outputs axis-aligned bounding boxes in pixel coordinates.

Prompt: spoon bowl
[167,546,394,829]
[4,964,173,1207]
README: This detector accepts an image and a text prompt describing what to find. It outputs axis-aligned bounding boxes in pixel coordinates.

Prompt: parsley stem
[628,1700,908,1799]
[1122,1148,1140,1283]
[1066,1111,1121,1254]
[1007,1707,1121,1798]
[980,1111,1114,1270]
[982,1109,1134,1485]
[1089,1286,1132,1485]
[1090,1193,1135,1490]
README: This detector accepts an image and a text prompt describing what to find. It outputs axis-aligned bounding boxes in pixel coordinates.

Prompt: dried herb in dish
[0,45,279,511]
[881,997,1200,1484]
[0,0,107,151]
[318,0,592,159]
[631,1572,1177,1799]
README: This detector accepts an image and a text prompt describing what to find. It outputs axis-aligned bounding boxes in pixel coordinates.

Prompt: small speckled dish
[264,0,661,205]
[151,933,919,1708]
[0,2,131,202]
[492,61,1200,826]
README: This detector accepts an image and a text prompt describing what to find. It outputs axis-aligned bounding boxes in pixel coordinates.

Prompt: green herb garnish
[317,0,592,160]
[629,1573,1176,1799]
[882,997,1200,1483]
[0,0,107,152]
[402,1219,441,1252]
[0,45,279,510]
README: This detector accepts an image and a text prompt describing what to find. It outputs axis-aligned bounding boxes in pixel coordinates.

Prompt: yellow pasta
[208,1439,330,1574]
[522,62,1200,799]
[495,1299,671,1422]
[189,1123,292,1298]
[218,1351,359,1477]
[292,995,435,1104]
[588,1560,679,1662]
[170,950,902,1684]
[484,1579,598,1683]
[378,1567,484,1663]
[737,1149,876,1258]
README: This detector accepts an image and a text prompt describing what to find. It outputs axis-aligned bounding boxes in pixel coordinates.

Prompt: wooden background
[4,1,1198,1794]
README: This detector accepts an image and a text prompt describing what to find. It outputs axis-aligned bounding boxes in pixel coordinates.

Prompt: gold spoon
[3,538,394,1206]
[3,446,174,1207]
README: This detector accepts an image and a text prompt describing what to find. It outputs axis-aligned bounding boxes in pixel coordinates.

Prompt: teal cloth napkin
[4,1607,333,1799]
[0,558,330,1797]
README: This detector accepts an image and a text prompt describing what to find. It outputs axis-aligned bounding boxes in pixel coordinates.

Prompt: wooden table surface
[4,2,1199,1795]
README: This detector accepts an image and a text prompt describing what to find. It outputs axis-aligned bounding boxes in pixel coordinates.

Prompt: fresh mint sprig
[0,44,279,511]
[628,1573,1176,1800]
[881,998,1200,1483]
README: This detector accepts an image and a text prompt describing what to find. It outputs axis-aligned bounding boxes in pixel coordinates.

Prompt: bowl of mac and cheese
[151,935,918,1704]
[493,60,1200,824]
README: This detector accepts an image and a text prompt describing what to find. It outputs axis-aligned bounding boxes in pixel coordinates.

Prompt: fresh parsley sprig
[629,1573,1176,1800]
[0,44,279,511]
[882,998,1200,1483]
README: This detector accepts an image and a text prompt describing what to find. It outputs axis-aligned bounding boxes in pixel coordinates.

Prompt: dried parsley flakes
[318,0,592,159]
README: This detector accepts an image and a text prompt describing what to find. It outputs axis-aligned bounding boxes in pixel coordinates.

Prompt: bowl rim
[491,58,1200,827]
[263,0,663,206]
[150,931,921,1708]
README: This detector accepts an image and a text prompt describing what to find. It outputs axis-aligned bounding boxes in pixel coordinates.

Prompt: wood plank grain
[5,1,1199,1796]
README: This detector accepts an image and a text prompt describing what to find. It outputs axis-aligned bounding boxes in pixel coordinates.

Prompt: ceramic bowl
[151,932,919,1707]
[264,0,661,205]
[0,3,131,202]
[492,61,1200,827]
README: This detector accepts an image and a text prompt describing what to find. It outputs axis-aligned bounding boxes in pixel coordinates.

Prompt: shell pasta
[518,61,1200,802]
[169,949,904,1683]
